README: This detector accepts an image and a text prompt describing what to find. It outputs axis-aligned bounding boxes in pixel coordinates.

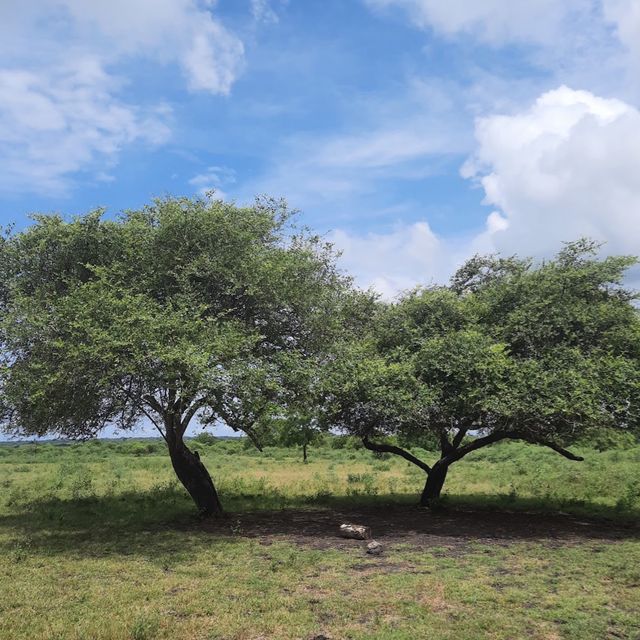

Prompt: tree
[0,196,355,516]
[328,241,640,506]
[265,350,335,462]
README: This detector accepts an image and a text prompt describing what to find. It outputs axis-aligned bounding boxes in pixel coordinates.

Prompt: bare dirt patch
[193,504,639,552]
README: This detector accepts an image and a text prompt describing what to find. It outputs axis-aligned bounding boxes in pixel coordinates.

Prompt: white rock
[339,523,371,540]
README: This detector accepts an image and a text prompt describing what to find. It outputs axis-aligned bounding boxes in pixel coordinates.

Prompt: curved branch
[142,394,164,415]
[243,424,264,452]
[216,405,265,452]
[448,430,584,463]
[177,398,207,437]
[362,436,431,473]
[536,439,584,461]
[448,431,512,462]
[452,427,468,449]
[119,386,167,443]
[137,404,167,443]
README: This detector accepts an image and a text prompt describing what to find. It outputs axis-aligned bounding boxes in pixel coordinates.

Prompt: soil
[193,504,639,552]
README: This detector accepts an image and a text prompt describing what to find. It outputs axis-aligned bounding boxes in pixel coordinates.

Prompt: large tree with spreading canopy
[327,241,640,506]
[0,196,362,516]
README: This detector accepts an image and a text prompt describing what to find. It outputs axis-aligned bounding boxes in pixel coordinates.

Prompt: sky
[1,0,639,438]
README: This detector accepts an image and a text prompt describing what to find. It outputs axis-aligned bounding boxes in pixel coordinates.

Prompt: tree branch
[452,426,468,449]
[362,436,431,473]
[118,385,167,443]
[537,439,584,461]
[180,398,206,433]
[142,394,164,415]
[243,424,264,452]
[439,430,453,455]
[447,430,511,463]
[448,430,584,463]
[146,415,168,444]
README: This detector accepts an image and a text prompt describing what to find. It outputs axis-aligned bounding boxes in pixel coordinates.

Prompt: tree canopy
[0,196,365,514]
[327,240,640,505]
[1,197,637,516]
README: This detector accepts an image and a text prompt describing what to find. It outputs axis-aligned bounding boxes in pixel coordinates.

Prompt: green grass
[0,438,639,639]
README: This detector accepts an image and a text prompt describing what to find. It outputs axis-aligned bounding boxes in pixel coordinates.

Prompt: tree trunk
[167,438,223,517]
[303,443,308,463]
[420,460,449,508]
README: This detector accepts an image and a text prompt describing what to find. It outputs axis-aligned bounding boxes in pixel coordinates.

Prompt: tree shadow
[1,487,638,563]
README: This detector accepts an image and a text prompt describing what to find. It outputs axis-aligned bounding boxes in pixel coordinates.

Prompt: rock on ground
[366,540,383,555]
[339,523,371,540]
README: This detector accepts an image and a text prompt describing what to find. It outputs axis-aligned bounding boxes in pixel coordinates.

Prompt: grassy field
[0,437,639,640]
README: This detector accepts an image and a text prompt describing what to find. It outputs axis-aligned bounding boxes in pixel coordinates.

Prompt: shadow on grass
[1,485,638,562]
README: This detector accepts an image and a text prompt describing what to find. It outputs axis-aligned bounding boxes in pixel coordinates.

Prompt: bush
[574,428,638,452]
[191,432,218,446]
[328,435,363,450]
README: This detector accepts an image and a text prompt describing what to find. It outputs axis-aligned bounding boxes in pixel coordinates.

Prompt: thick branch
[537,439,584,461]
[439,430,453,455]
[447,430,511,463]
[142,394,164,415]
[452,427,467,449]
[362,436,431,473]
[448,430,584,463]
[180,398,206,433]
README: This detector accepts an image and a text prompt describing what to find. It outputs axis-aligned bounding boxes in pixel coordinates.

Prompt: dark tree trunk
[303,443,308,463]
[167,438,223,517]
[420,460,449,508]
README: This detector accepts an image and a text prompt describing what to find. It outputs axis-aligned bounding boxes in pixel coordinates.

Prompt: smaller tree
[328,241,640,507]
[260,413,321,462]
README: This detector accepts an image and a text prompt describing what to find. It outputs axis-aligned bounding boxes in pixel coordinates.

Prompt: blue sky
[1,0,640,437]
[2,0,640,298]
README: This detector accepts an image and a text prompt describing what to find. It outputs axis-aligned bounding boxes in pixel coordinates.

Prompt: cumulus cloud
[331,222,462,299]
[464,86,640,259]
[0,0,243,194]
[333,86,640,297]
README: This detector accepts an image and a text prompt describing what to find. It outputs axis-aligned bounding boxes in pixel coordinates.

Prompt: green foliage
[190,432,218,446]
[326,240,640,489]
[574,427,639,452]
[0,196,359,443]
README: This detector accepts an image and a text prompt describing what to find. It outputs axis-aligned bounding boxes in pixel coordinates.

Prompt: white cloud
[333,86,640,298]
[40,0,245,95]
[238,78,471,210]
[189,165,236,197]
[0,60,170,195]
[365,0,586,45]
[315,124,462,170]
[331,222,449,299]
[364,0,633,100]
[251,0,280,24]
[0,0,244,194]
[464,85,640,258]
[182,21,244,94]
[603,0,640,76]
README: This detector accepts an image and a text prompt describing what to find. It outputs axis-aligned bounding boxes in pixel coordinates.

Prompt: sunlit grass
[0,438,639,639]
